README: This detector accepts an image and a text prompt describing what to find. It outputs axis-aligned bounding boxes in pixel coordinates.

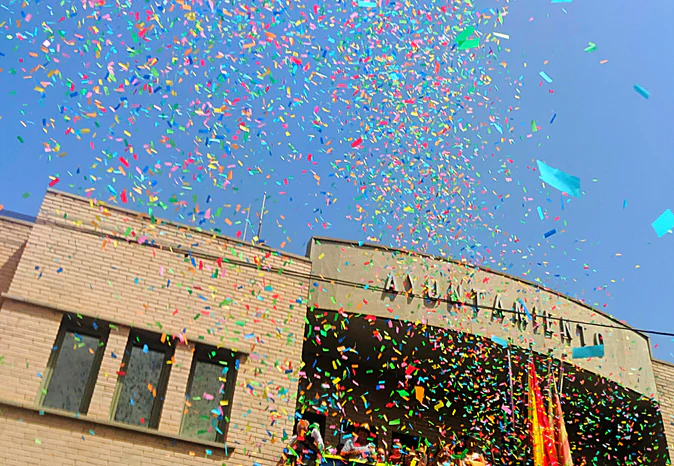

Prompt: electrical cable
[32,216,674,340]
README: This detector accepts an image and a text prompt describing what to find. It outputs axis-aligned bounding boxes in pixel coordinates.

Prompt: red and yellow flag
[528,361,559,466]
[550,376,573,466]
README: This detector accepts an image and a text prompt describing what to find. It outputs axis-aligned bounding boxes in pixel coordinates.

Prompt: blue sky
[1,0,673,361]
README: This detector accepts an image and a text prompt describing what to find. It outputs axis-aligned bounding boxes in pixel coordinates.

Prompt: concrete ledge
[654,358,674,370]
[0,214,35,228]
[0,397,234,459]
[45,188,311,264]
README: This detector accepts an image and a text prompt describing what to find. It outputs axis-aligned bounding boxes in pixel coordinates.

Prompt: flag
[550,376,573,466]
[528,361,559,466]
[545,380,560,465]
[528,361,545,465]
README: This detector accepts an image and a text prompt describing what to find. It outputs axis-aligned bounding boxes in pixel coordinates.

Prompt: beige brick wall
[88,327,131,420]
[0,301,62,404]
[0,403,232,466]
[0,190,312,465]
[0,217,32,295]
[159,344,195,435]
[654,359,674,461]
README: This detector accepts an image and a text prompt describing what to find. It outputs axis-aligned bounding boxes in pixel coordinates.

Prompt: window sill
[0,397,235,457]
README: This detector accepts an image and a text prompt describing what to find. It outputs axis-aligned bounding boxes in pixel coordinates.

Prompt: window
[392,432,424,450]
[298,410,327,440]
[180,345,239,442]
[39,314,108,414]
[112,331,174,429]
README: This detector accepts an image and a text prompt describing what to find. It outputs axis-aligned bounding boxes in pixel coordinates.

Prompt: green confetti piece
[584,42,597,53]
[458,38,480,50]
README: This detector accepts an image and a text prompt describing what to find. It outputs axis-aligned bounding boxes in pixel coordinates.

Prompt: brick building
[0,190,672,465]
[0,190,312,465]
[303,237,673,464]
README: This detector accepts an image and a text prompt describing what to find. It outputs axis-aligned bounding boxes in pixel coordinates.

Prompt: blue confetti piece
[623,200,628,209]
[358,0,377,6]
[544,229,557,238]
[550,113,557,124]
[491,336,508,348]
[142,344,149,353]
[634,84,650,99]
[537,206,544,220]
[537,160,581,197]
[539,71,553,83]
[572,344,604,359]
[652,209,674,238]
[517,299,533,321]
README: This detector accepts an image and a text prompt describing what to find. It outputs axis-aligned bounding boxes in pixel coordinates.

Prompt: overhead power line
[33,216,674,340]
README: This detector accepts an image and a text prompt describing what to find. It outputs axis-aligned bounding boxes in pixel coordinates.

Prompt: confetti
[634,85,650,99]
[537,160,581,197]
[652,209,674,237]
[584,42,597,53]
[544,229,557,238]
[572,344,605,359]
[539,71,553,83]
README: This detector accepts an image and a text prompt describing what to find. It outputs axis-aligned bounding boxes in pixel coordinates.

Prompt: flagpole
[242,204,251,242]
[505,342,517,465]
[256,192,267,241]
[558,356,565,397]
[546,350,554,383]
[506,344,515,428]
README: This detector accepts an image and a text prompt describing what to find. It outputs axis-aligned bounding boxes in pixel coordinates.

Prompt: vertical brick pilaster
[653,360,674,464]
[158,343,193,435]
[88,327,130,419]
[0,302,61,405]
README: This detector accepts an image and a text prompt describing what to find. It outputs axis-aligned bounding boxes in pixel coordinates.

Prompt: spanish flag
[528,361,559,466]
[550,375,573,466]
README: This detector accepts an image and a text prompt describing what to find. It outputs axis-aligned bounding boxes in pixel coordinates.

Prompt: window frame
[111,329,175,429]
[180,344,240,443]
[38,314,109,414]
[297,410,327,440]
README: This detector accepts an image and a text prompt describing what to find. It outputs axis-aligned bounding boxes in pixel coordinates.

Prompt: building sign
[308,237,657,398]
[381,272,604,350]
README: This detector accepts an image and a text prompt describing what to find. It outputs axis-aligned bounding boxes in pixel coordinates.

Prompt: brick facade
[0,193,673,464]
[654,359,674,458]
[0,191,312,465]
[0,216,31,295]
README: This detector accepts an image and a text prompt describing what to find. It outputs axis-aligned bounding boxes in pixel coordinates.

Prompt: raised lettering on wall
[472,289,487,319]
[560,318,573,344]
[512,300,528,331]
[425,279,439,300]
[491,294,505,323]
[384,274,398,293]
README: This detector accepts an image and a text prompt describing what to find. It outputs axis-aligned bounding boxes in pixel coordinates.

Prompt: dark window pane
[182,360,232,441]
[43,331,100,412]
[114,345,165,427]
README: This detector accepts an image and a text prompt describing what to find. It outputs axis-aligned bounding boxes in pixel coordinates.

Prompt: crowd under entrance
[294,311,669,465]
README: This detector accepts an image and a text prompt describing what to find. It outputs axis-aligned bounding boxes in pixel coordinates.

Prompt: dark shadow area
[0,243,27,295]
[298,310,670,465]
